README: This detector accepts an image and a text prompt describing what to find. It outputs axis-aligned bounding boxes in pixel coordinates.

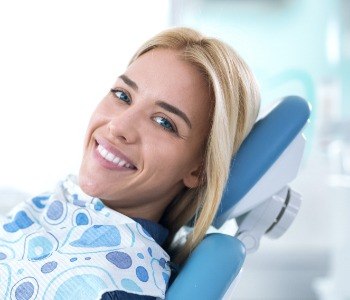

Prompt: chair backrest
[165,96,311,300]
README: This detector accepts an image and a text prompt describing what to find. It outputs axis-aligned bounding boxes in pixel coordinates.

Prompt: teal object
[166,233,245,300]
[214,96,310,227]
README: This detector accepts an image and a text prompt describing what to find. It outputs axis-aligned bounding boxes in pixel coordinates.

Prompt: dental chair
[165,95,311,299]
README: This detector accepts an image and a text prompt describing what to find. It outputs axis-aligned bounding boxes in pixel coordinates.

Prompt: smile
[97,144,136,169]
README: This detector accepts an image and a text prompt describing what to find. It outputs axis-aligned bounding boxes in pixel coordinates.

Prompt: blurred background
[0,0,349,299]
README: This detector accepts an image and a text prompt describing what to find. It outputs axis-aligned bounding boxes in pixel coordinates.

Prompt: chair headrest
[214,95,311,226]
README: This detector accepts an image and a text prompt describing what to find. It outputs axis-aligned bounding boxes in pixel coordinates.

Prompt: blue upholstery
[214,96,311,225]
[165,233,245,300]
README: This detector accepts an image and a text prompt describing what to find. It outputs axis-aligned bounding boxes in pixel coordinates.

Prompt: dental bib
[0,176,171,299]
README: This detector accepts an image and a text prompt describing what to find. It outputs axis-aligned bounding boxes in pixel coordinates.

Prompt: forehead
[124,48,211,121]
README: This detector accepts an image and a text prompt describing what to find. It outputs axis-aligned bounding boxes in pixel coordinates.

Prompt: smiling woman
[79,48,211,225]
[0,27,260,300]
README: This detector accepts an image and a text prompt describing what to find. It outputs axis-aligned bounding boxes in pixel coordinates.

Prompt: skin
[79,48,211,222]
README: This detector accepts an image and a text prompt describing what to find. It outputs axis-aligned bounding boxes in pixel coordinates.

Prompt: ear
[183,166,202,189]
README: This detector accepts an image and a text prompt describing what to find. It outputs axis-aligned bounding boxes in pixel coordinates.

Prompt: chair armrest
[165,233,245,300]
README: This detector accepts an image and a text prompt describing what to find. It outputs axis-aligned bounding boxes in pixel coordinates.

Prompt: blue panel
[214,96,311,223]
[166,233,245,299]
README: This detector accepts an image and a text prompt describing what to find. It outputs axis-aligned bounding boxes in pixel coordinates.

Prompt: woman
[0,27,260,299]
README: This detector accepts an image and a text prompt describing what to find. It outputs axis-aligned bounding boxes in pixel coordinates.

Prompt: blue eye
[154,116,176,133]
[110,88,131,104]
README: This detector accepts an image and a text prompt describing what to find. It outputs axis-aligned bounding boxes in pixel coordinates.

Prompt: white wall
[0,0,169,195]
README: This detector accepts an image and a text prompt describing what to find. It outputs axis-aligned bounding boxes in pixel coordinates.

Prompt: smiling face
[79,48,211,221]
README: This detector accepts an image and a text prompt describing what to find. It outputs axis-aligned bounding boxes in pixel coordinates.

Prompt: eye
[153,116,177,133]
[110,88,131,104]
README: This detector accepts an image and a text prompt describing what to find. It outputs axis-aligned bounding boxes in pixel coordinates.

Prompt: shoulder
[101,219,170,299]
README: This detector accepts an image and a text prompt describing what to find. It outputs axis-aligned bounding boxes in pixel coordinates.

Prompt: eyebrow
[119,74,192,129]
[155,101,192,129]
[119,74,138,91]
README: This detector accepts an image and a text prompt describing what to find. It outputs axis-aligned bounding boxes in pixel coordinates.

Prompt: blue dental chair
[165,96,311,299]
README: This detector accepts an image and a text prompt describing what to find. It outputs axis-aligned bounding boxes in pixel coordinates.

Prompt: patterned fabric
[0,175,171,299]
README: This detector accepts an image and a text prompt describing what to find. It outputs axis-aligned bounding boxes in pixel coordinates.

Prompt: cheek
[83,102,111,146]
[144,140,196,177]
[83,118,94,146]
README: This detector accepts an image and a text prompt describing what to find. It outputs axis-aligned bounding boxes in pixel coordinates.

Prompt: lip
[94,137,138,171]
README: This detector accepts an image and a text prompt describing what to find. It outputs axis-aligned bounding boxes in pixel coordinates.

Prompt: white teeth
[100,148,108,158]
[105,152,115,161]
[97,144,134,169]
[112,157,121,164]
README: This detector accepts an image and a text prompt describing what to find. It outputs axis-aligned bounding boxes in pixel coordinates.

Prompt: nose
[107,109,140,144]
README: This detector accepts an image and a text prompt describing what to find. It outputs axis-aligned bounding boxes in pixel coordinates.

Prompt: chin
[78,172,103,198]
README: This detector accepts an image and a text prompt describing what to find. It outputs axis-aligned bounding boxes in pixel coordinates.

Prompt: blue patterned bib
[0,176,171,299]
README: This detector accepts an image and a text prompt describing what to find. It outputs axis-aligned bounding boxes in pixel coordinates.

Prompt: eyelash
[153,116,177,134]
[110,88,131,104]
[110,88,178,135]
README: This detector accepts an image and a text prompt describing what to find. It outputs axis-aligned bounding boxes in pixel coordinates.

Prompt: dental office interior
[0,0,349,299]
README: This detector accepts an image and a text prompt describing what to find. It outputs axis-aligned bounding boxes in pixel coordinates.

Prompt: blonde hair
[130,27,260,264]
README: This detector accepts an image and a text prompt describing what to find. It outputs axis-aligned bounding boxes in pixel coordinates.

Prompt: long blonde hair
[130,27,260,264]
